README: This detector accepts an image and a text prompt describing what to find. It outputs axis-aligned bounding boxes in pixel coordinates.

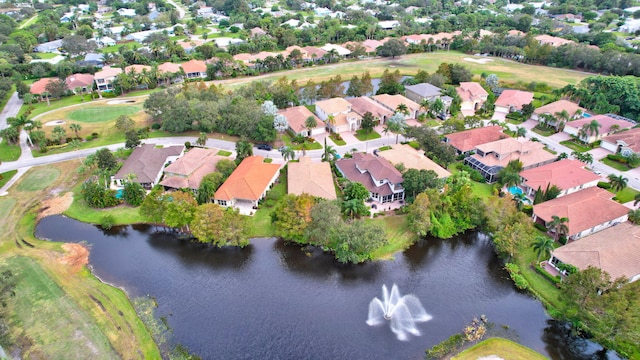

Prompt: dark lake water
[35,215,622,360]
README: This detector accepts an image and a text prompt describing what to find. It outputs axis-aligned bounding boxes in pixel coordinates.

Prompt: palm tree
[500,171,521,188]
[304,116,317,137]
[586,120,602,140]
[607,174,628,192]
[196,132,208,147]
[69,123,82,139]
[578,124,589,143]
[516,126,527,138]
[512,192,527,210]
[532,235,555,262]
[554,110,570,132]
[327,115,336,134]
[547,215,569,242]
[634,193,640,207]
[395,103,410,117]
[419,99,430,115]
[235,139,253,163]
[343,198,360,219]
[280,146,295,161]
[628,209,640,224]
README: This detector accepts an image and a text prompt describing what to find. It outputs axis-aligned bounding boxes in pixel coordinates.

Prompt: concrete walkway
[0,167,30,196]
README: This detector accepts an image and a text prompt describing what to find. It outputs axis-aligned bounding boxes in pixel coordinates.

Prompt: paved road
[0,92,22,131]
[165,0,186,19]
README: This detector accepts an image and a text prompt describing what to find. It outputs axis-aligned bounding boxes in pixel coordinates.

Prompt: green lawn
[560,140,591,153]
[531,126,556,137]
[30,52,59,60]
[64,183,147,225]
[19,95,86,118]
[355,129,381,141]
[369,215,416,259]
[248,207,275,237]
[69,105,142,123]
[218,150,232,156]
[0,197,16,232]
[281,134,322,150]
[16,167,60,192]
[601,157,632,171]
[515,238,563,311]
[448,164,494,199]
[1,256,120,359]
[0,170,18,189]
[613,187,640,203]
[329,134,346,146]
[0,139,21,162]
[453,338,547,360]
[101,42,143,54]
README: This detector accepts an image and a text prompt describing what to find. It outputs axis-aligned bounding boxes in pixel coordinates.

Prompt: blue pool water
[582,112,592,118]
[508,186,523,196]
[115,189,124,199]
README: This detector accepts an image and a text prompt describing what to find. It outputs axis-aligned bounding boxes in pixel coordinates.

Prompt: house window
[218,200,227,206]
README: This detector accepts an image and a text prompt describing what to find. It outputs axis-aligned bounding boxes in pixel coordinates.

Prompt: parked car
[256,144,272,151]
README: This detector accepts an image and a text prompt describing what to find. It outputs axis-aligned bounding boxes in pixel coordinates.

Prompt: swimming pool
[508,186,531,204]
[115,189,124,199]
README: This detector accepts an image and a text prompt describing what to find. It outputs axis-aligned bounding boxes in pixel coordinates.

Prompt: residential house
[181,60,207,79]
[404,83,452,113]
[464,138,557,182]
[492,89,534,120]
[160,148,226,192]
[94,66,122,91]
[456,82,489,117]
[563,115,635,143]
[34,39,63,53]
[213,37,244,48]
[95,36,116,47]
[124,64,152,74]
[282,19,300,27]
[320,43,351,57]
[82,53,104,67]
[347,97,393,124]
[443,126,506,155]
[531,99,582,123]
[534,34,575,47]
[157,62,183,84]
[113,144,184,189]
[178,39,204,54]
[371,94,421,119]
[287,156,337,200]
[362,39,384,53]
[519,159,601,198]
[601,127,640,156]
[213,156,282,215]
[302,46,328,61]
[65,73,95,93]
[196,6,215,18]
[250,27,267,37]
[314,98,362,133]
[117,8,137,17]
[532,187,629,240]
[335,153,405,203]
[278,106,325,137]
[29,78,56,96]
[378,20,400,30]
[378,144,451,179]
[548,222,640,282]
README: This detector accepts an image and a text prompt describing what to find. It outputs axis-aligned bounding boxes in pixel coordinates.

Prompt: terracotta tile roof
[535,34,575,47]
[250,27,267,36]
[114,144,184,184]
[362,39,383,52]
[287,157,337,200]
[65,73,94,89]
[282,45,307,58]
[601,128,640,153]
[214,156,281,201]
[533,100,581,117]
[335,153,403,196]
[533,187,629,237]
[471,138,557,169]
[278,106,322,134]
[371,94,420,114]
[508,30,525,36]
[333,111,361,126]
[315,97,351,115]
[444,126,505,153]
[158,62,182,73]
[160,148,226,190]
[29,77,57,95]
[552,222,640,281]
[94,66,122,80]
[520,159,600,192]
[494,90,534,109]
[456,82,488,102]
[566,114,635,134]
[178,39,204,50]
[180,59,207,74]
[124,64,152,73]
[302,46,327,58]
[347,97,393,119]
[378,144,451,178]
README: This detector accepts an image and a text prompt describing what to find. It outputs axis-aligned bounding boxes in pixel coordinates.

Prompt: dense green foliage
[82,180,120,208]
[123,181,146,207]
[191,204,250,247]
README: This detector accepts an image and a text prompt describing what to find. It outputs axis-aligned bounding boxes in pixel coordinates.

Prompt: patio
[367,199,405,215]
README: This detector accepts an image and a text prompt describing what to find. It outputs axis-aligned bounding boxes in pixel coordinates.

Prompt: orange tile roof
[124,64,152,73]
[94,66,122,80]
[287,157,337,200]
[278,106,322,134]
[471,138,557,169]
[601,128,640,153]
[214,156,281,201]
[65,73,94,89]
[535,34,575,47]
[347,97,393,119]
[445,126,506,153]
[158,62,182,73]
[29,77,57,95]
[520,159,600,192]
[456,82,488,102]
[379,144,451,178]
[181,59,207,74]
[371,94,420,114]
[566,114,635,134]
[552,222,640,281]
[315,98,351,115]
[495,90,534,109]
[534,100,582,117]
[533,187,630,237]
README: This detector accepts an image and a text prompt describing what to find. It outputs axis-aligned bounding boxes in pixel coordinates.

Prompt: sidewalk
[0,167,30,196]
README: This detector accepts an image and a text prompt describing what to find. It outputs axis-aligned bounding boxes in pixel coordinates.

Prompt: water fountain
[366,284,432,341]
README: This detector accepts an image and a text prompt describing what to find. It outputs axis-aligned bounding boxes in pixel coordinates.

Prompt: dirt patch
[60,243,89,272]
[463,57,494,64]
[38,192,73,220]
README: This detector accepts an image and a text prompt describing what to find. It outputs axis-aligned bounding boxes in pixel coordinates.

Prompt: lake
[35,215,622,360]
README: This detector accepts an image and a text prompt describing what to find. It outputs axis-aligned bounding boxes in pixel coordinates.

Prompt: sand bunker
[38,192,73,220]
[463,57,494,64]
[106,100,136,105]
[45,120,66,126]
[478,356,505,360]
[60,243,89,272]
